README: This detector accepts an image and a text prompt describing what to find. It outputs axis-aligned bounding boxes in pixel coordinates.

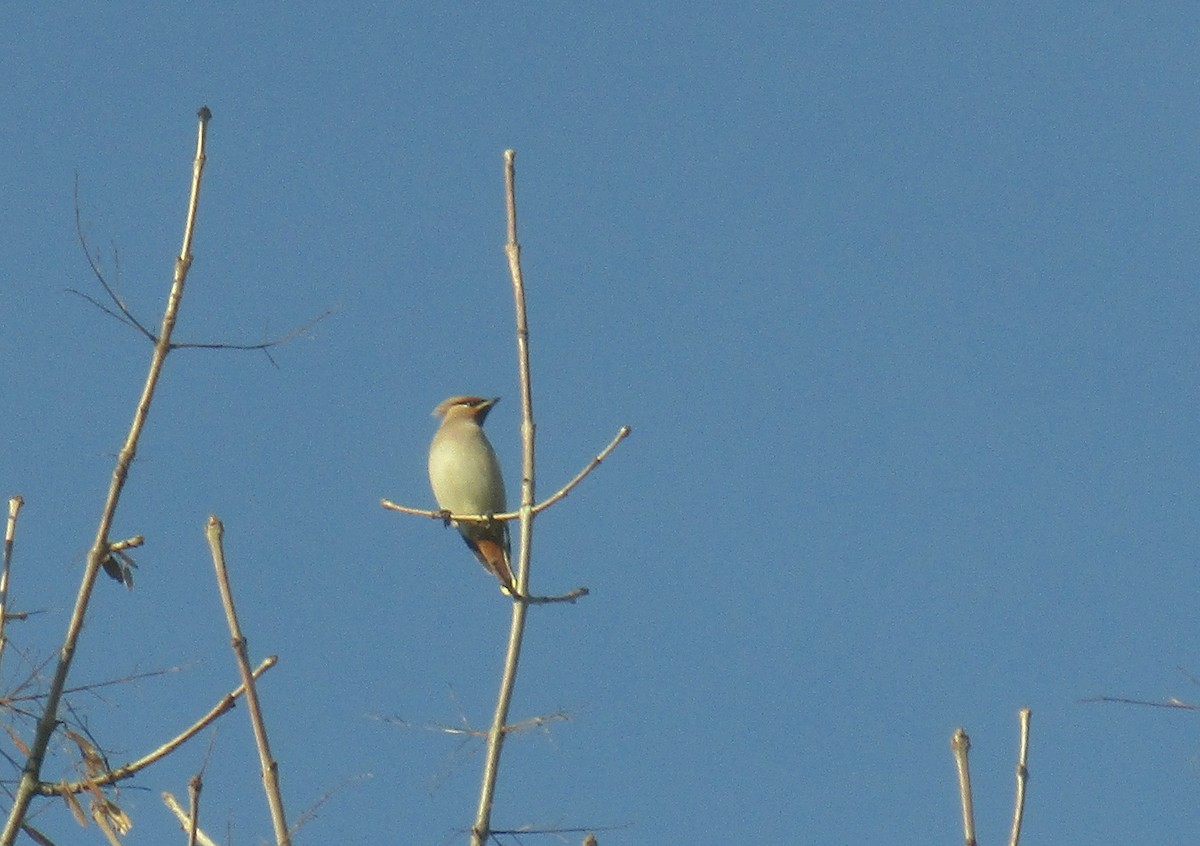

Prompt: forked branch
[0,106,213,846]
[380,150,625,844]
[36,657,277,796]
[380,424,630,524]
[163,791,220,846]
[70,178,335,364]
[470,148,535,846]
[950,709,1034,846]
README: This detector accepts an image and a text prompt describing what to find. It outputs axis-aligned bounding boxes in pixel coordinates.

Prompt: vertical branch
[0,106,212,846]
[0,495,25,673]
[186,773,203,846]
[504,147,537,598]
[206,516,290,846]
[1008,708,1032,846]
[471,149,537,846]
[950,727,976,846]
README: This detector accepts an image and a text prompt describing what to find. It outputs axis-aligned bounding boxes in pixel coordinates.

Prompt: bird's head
[432,395,500,424]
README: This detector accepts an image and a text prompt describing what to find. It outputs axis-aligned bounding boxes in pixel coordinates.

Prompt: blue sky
[3,4,1200,844]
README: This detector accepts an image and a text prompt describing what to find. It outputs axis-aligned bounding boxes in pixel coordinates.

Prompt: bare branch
[375,709,570,738]
[517,587,589,605]
[0,106,214,846]
[288,773,373,836]
[37,656,277,795]
[65,288,148,336]
[472,823,630,840]
[470,147,544,846]
[70,290,336,367]
[163,792,220,846]
[7,662,188,705]
[380,424,630,524]
[0,495,25,673]
[529,426,631,513]
[207,515,290,846]
[1008,708,1031,846]
[950,727,976,846]
[187,773,202,846]
[170,306,338,354]
[1083,694,1200,710]
[74,156,334,363]
[73,175,155,341]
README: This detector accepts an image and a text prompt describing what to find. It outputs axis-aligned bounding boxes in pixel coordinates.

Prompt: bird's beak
[475,396,500,423]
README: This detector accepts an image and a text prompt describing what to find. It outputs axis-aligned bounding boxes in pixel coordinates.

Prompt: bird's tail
[464,533,516,594]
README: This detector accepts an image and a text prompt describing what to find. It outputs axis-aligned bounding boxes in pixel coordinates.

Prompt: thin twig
[206,515,291,846]
[1082,694,1200,710]
[517,587,590,605]
[8,662,188,705]
[0,495,25,674]
[0,107,212,846]
[72,177,155,341]
[65,288,149,338]
[68,284,334,364]
[489,824,627,838]
[531,426,631,513]
[73,164,333,363]
[0,653,57,712]
[288,772,373,836]
[950,727,976,846]
[376,708,570,738]
[67,296,335,368]
[36,656,277,795]
[171,307,337,352]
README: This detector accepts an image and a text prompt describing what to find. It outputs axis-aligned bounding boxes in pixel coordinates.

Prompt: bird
[428,395,516,594]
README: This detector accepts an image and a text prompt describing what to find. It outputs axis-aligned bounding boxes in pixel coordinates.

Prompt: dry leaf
[60,782,87,828]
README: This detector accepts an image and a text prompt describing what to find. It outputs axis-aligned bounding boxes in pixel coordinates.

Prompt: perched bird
[428,395,515,593]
